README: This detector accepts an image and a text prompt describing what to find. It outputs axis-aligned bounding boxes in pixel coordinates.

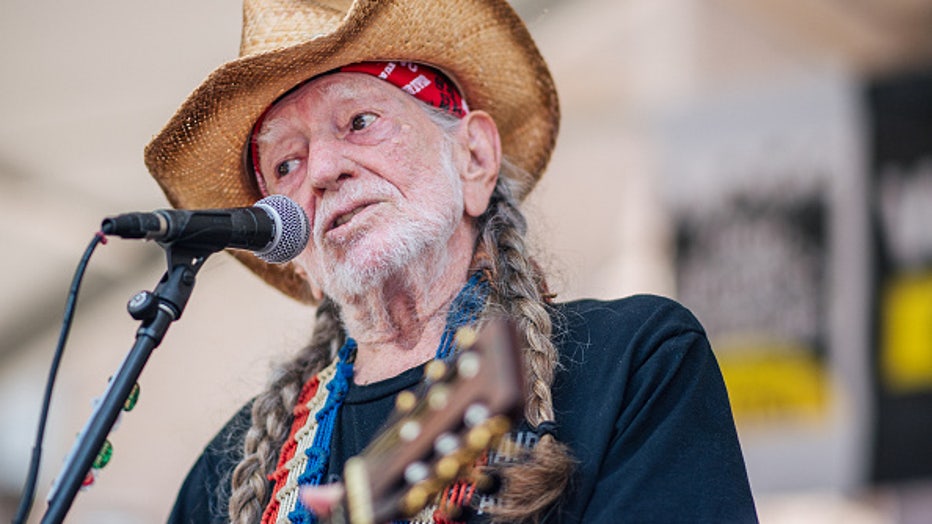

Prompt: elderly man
[149,0,757,523]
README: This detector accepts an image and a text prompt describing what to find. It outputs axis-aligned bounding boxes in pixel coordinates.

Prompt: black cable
[13,232,107,524]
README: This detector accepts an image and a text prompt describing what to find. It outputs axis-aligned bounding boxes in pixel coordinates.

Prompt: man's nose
[304,136,354,197]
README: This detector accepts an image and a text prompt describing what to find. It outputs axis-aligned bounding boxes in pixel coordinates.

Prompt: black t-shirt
[168,296,758,523]
[327,363,428,485]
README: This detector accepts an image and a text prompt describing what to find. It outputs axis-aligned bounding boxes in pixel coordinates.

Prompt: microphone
[100,195,310,263]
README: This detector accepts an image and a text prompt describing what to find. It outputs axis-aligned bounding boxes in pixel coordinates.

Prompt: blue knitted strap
[435,272,490,360]
[290,339,356,524]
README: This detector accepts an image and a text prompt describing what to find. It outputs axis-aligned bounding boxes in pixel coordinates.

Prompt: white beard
[310,144,464,302]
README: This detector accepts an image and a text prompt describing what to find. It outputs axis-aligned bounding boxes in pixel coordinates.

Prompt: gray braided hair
[473,166,575,523]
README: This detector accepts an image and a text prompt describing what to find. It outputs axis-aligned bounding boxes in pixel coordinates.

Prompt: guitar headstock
[341,319,526,524]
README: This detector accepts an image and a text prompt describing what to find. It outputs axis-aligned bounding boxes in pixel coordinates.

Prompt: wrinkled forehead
[257,73,412,142]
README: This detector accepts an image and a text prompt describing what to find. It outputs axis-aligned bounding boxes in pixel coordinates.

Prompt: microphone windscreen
[254,195,310,263]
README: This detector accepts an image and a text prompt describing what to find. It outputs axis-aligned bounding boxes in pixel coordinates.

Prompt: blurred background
[2,0,932,522]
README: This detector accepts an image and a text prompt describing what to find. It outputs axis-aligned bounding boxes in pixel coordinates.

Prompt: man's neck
[336,226,477,385]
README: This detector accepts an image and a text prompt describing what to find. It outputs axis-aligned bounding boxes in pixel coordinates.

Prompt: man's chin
[314,249,400,298]
[318,266,392,302]
[311,217,458,300]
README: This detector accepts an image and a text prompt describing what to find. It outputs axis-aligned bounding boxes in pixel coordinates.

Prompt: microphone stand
[42,244,212,524]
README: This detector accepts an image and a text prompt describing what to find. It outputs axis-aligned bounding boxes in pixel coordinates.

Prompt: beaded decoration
[263,273,490,524]
[79,381,141,489]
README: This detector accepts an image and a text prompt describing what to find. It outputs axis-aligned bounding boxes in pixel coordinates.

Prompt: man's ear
[458,110,501,218]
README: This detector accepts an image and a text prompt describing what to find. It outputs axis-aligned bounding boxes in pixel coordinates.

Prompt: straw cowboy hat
[144,0,559,303]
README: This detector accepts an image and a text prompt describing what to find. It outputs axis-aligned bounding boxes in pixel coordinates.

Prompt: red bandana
[340,61,469,118]
[251,61,468,196]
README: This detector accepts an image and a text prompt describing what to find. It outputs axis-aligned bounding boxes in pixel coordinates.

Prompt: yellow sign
[882,271,932,393]
[716,341,831,428]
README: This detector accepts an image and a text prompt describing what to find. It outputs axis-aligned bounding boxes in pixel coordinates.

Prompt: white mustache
[313,183,399,240]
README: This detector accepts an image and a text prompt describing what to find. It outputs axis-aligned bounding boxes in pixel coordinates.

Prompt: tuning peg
[434,432,460,456]
[453,326,479,349]
[401,478,447,516]
[466,415,512,451]
[425,360,447,382]
[395,390,417,412]
[463,403,490,428]
[401,485,430,516]
[456,351,481,379]
[465,425,493,451]
[404,461,430,485]
[399,420,422,442]
[434,454,466,481]
[427,384,450,410]
[484,415,512,437]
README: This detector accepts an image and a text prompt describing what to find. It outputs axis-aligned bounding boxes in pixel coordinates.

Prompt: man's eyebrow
[256,117,294,147]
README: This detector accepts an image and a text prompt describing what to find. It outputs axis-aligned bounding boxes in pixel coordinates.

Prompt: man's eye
[351,112,377,131]
[275,159,300,178]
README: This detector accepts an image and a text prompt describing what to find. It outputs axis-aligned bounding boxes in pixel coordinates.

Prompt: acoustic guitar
[329,320,527,524]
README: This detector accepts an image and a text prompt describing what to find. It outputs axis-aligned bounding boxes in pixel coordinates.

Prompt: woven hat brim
[144,0,559,303]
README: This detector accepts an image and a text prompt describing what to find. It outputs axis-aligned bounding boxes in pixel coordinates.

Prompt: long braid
[228,298,344,523]
[420,103,574,521]
[477,169,576,523]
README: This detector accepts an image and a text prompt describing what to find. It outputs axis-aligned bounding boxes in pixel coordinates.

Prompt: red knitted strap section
[261,376,322,524]
[433,480,470,524]
[433,450,492,524]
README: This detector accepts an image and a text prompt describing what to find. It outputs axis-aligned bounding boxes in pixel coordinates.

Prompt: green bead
[123,382,140,412]
[93,439,113,469]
